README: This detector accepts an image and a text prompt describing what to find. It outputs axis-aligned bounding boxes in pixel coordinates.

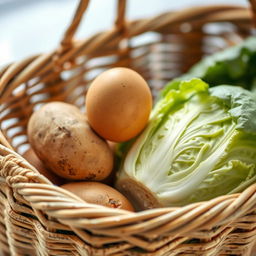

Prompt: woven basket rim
[1,142,256,237]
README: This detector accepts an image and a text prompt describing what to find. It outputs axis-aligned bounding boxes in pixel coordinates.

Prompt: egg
[61,181,134,211]
[86,67,152,142]
[27,102,113,180]
[23,148,64,185]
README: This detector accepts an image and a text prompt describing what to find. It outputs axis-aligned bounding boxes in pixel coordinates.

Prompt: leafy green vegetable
[117,78,256,208]
[210,85,256,133]
[162,36,256,96]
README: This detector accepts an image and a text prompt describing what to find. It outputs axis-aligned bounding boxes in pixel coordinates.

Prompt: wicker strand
[115,0,127,31]
[249,0,256,27]
[60,0,89,51]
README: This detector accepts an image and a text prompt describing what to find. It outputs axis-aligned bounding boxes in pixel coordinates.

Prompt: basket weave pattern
[0,0,256,255]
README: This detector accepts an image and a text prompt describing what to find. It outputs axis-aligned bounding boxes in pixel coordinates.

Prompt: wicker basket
[1,0,256,255]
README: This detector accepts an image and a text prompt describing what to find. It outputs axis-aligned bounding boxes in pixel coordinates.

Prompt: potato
[100,141,118,186]
[61,181,134,211]
[28,102,113,180]
[23,148,64,185]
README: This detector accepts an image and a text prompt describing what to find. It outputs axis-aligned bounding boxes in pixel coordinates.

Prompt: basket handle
[249,0,256,27]
[59,0,126,52]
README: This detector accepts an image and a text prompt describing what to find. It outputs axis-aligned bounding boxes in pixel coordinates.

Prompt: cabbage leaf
[162,36,256,96]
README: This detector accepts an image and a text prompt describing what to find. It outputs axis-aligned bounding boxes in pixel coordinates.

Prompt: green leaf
[210,85,256,134]
[162,36,256,96]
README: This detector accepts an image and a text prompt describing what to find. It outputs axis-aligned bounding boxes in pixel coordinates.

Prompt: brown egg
[86,68,152,142]
[27,102,113,181]
[23,148,64,185]
[61,181,134,211]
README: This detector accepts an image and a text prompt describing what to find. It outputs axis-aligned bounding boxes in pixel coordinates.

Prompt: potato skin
[27,102,113,180]
[61,181,134,211]
[23,148,64,185]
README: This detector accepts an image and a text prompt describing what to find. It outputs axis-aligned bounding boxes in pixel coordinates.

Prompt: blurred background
[0,0,248,66]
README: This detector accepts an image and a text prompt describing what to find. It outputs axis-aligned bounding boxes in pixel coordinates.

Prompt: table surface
[0,0,248,66]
